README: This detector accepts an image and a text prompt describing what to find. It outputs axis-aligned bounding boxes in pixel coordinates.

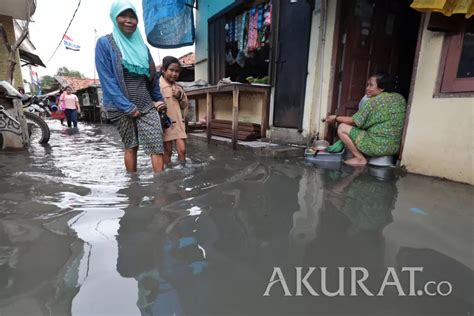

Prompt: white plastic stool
[368,156,395,167]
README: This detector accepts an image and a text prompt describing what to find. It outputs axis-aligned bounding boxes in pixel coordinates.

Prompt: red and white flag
[63,35,81,51]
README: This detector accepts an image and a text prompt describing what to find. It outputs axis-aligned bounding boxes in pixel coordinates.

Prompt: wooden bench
[185,83,270,149]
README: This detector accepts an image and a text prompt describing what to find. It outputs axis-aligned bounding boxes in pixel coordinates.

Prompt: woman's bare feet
[344,157,368,166]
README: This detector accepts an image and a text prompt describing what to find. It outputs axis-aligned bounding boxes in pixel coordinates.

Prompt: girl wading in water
[159,56,189,166]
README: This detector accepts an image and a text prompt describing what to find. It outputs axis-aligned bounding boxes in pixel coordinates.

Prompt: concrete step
[187,132,305,158]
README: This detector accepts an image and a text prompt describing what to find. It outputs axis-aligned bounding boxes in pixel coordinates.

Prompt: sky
[24,0,194,80]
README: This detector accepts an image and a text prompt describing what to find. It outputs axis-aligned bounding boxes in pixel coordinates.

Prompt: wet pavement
[0,120,473,316]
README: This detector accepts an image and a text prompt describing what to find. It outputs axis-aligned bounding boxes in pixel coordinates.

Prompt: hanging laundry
[257,5,264,30]
[143,0,195,48]
[225,18,236,43]
[247,7,259,52]
[241,12,248,52]
[236,50,246,68]
[225,23,230,42]
[235,13,244,48]
[226,49,236,65]
[260,4,272,47]
[229,18,236,42]
[256,5,265,49]
[264,4,272,26]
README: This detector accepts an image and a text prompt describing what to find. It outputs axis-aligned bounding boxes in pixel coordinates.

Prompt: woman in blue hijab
[95,0,166,173]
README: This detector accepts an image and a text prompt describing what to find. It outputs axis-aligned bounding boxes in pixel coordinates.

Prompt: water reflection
[0,121,472,315]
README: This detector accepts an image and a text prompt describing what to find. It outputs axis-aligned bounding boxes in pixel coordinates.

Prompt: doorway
[330,0,421,119]
[272,0,313,128]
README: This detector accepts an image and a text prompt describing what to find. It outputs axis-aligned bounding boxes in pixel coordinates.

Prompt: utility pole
[93,28,98,84]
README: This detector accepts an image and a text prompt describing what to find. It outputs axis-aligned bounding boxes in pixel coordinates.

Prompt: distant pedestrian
[55,90,66,125]
[59,86,81,128]
[95,0,166,173]
[50,94,66,125]
[159,56,188,165]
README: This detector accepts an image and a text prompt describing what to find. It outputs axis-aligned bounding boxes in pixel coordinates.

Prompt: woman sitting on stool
[325,73,406,166]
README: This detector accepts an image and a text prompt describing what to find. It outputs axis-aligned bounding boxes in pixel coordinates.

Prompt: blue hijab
[110,0,150,77]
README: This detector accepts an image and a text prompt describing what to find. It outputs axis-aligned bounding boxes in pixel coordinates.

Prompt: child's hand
[172,86,183,100]
[155,101,167,112]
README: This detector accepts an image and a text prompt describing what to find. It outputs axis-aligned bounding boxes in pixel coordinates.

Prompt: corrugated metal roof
[54,76,100,92]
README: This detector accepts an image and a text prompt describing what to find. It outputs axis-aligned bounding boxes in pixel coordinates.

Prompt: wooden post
[232,86,240,150]
[261,88,270,139]
[206,92,212,144]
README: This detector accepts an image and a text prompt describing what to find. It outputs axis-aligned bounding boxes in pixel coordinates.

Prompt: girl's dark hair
[162,56,181,70]
[371,73,396,92]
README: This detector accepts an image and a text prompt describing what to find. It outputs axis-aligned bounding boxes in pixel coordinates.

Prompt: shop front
[194,0,315,144]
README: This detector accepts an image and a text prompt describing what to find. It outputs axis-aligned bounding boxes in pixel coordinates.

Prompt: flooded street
[0,120,473,316]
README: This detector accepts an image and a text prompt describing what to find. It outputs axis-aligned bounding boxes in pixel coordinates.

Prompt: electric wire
[46,0,82,64]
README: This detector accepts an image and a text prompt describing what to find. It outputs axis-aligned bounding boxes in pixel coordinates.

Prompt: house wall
[306,5,472,184]
[195,0,234,81]
[0,15,24,86]
[401,18,473,185]
[305,0,338,140]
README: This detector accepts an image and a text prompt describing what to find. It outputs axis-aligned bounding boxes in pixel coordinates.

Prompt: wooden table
[185,83,271,149]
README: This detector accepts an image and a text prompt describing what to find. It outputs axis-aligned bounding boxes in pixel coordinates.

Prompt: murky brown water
[0,120,473,316]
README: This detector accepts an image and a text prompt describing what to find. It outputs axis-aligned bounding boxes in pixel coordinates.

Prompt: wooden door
[334,0,403,116]
[272,0,313,128]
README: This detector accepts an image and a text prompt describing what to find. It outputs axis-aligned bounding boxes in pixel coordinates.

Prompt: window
[440,31,474,93]
[82,93,90,106]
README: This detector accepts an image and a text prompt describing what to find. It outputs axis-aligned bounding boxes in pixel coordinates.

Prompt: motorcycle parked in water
[0,81,50,144]
[21,96,51,144]
[23,95,52,118]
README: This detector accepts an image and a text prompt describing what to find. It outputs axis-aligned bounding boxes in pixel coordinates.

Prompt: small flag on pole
[63,35,80,51]
[31,70,39,84]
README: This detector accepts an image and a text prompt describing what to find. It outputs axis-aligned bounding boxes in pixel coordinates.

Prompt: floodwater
[0,120,473,316]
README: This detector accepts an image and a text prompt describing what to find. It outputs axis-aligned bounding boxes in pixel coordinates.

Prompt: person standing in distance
[59,86,81,128]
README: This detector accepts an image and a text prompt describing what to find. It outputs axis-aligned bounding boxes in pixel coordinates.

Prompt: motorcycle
[0,81,50,144]
[23,95,52,118]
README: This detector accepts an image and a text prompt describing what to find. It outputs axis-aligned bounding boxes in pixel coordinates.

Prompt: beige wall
[401,19,474,185]
[0,15,23,86]
[195,62,208,83]
[313,0,338,139]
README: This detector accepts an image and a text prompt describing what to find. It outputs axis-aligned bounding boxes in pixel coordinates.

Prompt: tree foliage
[56,67,84,78]
[40,75,56,88]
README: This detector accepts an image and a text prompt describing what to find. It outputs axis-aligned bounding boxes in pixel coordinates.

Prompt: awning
[19,49,46,68]
[0,0,36,20]
[38,89,61,98]
[410,0,474,18]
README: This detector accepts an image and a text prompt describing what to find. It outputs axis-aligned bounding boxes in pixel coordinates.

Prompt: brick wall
[0,15,24,87]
